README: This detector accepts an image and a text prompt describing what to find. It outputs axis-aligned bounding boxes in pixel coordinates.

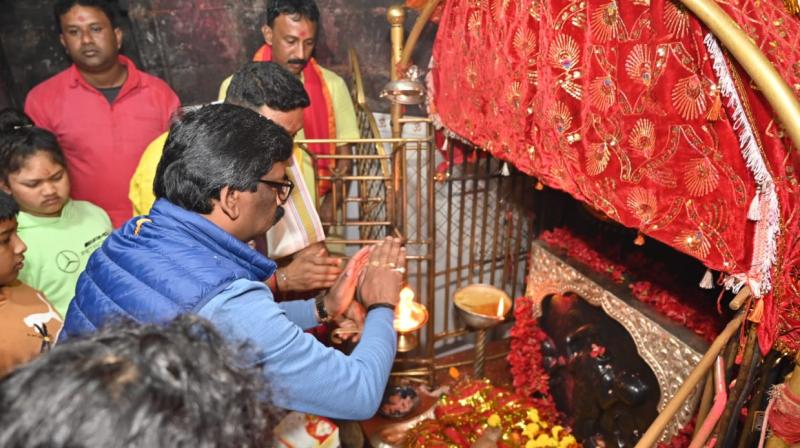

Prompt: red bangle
[268,273,279,293]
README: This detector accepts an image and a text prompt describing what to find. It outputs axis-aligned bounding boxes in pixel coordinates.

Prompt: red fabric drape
[430,0,800,352]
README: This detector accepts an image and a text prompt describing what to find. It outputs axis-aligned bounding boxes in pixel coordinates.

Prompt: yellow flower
[551,425,563,439]
[522,433,559,447]
[523,422,540,438]
[559,435,577,447]
[527,408,541,423]
[487,414,501,428]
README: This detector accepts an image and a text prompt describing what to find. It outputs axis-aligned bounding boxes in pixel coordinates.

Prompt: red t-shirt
[25,56,180,227]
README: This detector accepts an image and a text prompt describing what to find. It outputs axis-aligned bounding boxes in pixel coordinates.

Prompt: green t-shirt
[17,200,112,317]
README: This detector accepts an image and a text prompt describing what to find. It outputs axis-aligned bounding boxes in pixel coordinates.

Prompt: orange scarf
[253,45,337,196]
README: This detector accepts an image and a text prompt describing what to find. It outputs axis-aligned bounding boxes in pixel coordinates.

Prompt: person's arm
[198,278,396,420]
[274,298,318,330]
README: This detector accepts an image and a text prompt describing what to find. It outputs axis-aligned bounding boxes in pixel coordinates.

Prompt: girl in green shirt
[0,109,112,317]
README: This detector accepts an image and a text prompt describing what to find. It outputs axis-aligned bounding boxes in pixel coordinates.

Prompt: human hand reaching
[331,301,366,343]
[358,237,406,308]
[277,243,342,292]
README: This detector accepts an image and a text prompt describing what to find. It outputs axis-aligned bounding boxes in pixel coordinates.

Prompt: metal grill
[294,49,535,385]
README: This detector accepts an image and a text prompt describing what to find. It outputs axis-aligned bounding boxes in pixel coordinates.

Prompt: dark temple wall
[0,0,436,112]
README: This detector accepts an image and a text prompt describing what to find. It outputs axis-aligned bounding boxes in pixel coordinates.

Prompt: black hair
[266,0,320,27]
[0,109,67,184]
[154,103,293,214]
[0,191,19,221]
[226,61,310,112]
[54,0,119,33]
[0,109,33,131]
[0,315,275,447]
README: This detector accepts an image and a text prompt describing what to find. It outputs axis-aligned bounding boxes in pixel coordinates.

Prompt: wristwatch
[315,294,332,323]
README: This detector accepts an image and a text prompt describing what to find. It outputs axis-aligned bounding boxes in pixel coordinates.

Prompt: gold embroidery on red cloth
[629,9,653,41]
[625,44,655,87]
[671,75,707,120]
[554,0,588,30]
[629,118,656,158]
[586,142,611,175]
[507,80,522,108]
[490,0,510,23]
[683,200,738,268]
[589,115,627,177]
[674,228,712,259]
[468,11,483,38]
[549,34,580,70]
[466,62,478,89]
[615,44,667,115]
[682,126,747,205]
[590,0,629,42]
[514,27,537,62]
[683,157,721,196]
[646,197,684,232]
[626,187,658,224]
[529,0,542,21]
[588,76,616,111]
[550,101,574,136]
[528,70,539,86]
[593,178,621,219]
[664,1,690,38]
[628,125,680,186]
[550,34,583,99]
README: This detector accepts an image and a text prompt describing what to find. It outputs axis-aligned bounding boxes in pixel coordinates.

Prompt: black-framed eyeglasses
[258,178,294,204]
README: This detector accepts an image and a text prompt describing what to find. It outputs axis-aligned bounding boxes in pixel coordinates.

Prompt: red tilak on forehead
[298,30,309,39]
[75,13,89,23]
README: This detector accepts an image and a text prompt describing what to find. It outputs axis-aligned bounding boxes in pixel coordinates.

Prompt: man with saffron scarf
[220,0,359,226]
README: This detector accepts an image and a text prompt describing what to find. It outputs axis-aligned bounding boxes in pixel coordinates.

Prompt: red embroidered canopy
[426,0,800,352]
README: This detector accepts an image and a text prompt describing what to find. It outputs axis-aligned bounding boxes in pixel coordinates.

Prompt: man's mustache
[287,58,306,66]
[274,205,285,225]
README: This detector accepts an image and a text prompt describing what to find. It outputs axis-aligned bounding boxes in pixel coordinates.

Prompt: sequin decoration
[550,101,574,135]
[674,229,711,259]
[590,0,628,42]
[588,76,616,111]
[549,34,580,70]
[625,44,655,87]
[550,34,583,99]
[626,187,658,223]
[683,157,720,196]
[664,1,690,39]
[671,75,707,120]
[586,142,611,175]
[629,118,656,158]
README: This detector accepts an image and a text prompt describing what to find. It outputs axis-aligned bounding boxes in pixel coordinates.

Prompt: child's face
[0,217,26,285]
[4,152,70,217]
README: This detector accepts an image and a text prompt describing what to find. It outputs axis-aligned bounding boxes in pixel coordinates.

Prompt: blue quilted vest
[62,199,276,339]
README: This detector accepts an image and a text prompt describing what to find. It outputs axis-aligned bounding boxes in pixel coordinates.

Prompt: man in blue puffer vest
[61,103,405,420]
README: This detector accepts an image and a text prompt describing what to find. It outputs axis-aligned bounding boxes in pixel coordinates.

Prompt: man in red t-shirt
[24,0,180,227]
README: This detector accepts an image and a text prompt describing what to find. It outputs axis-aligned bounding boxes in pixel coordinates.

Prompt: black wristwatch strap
[315,295,332,323]
[367,302,396,313]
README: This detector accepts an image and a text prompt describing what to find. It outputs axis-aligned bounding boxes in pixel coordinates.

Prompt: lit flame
[496,298,504,317]
[394,286,426,332]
